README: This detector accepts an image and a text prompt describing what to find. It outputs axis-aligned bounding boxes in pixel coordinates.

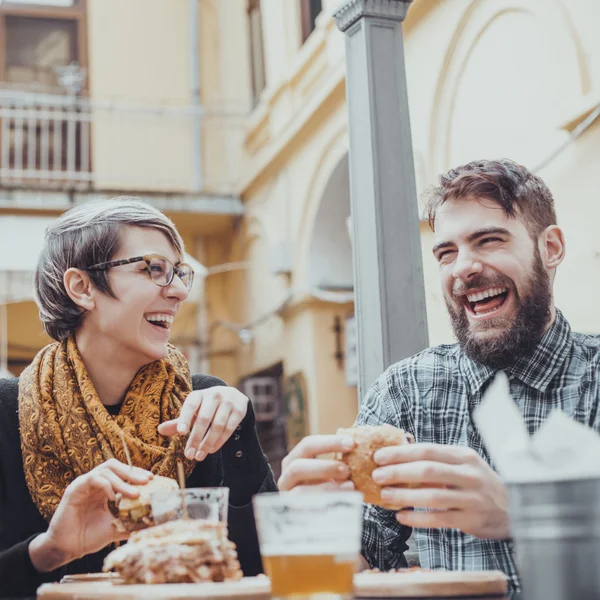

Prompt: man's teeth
[145,314,174,326]
[466,287,507,303]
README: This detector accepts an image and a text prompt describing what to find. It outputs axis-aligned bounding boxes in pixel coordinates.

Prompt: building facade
[1,0,252,373]
[4,0,600,478]
[204,0,600,475]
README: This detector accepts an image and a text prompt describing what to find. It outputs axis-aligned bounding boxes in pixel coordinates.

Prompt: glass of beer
[253,491,363,599]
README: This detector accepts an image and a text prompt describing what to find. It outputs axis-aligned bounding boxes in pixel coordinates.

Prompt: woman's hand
[158,386,249,461]
[29,459,152,572]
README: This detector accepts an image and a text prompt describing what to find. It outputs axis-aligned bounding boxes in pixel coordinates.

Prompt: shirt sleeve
[355,366,414,570]
[0,535,64,597]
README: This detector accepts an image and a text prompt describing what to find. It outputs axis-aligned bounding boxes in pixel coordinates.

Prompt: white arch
[295,126,349,288]
[428,0,591,174]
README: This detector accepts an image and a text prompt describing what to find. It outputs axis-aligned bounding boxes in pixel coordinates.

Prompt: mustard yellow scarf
[19,337,195,521]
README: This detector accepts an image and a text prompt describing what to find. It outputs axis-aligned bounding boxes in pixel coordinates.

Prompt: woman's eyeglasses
[86,254,195,291]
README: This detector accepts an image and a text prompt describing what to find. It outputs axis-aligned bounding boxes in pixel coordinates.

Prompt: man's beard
[445,248,552,369]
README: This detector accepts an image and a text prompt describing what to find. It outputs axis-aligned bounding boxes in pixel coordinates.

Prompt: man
[278,159,600,591]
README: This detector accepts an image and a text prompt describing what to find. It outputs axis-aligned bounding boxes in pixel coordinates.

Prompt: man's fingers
[278,459,351,491]
[373,461,480,489]
[157,419,179,436]
[396,508,466,530]
[374,443,479,467]
[290,480,356,493]
[185,392,220,459]
[195,403,233,459]
[381,486,478,511]
[282,435,355,468]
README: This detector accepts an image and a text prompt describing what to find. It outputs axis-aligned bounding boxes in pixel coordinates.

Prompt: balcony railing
[0,90,91,188]
[0,89,244,194]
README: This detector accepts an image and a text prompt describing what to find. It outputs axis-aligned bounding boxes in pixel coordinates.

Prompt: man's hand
[278,435,356,492]
[29,459,152,572]
[372,444,510,540]
[158,386,249,462]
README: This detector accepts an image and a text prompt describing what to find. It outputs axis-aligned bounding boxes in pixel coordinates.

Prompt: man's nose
[452,251,483,282]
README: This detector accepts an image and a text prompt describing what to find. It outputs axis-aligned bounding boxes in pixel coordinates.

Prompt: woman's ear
[540,225,565,270]
[63,268,95,311]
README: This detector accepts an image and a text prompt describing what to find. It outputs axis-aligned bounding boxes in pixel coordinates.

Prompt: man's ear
[63,268,95,311]
[540,225,565,270]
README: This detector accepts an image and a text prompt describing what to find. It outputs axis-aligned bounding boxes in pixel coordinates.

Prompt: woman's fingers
[99,459,152,485]
[157,419,178,436]
[194,403,233,460]
[185,390,220,459]
[198,411,241,458]
[99,468,143,498]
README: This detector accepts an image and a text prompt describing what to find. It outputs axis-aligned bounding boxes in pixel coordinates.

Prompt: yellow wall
[86,0,251,194]
[7,302,51,370]
[86,0,195,192]
[9,0,600,440]
[214,0,600,438]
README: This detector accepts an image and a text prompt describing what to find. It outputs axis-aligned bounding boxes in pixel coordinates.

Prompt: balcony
[0,88,245,199]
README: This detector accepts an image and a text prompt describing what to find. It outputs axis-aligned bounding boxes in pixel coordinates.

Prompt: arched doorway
[306,154,353,293]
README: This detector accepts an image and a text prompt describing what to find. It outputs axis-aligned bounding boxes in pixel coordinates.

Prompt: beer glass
[151,487,229,524]
[253,491,363,599]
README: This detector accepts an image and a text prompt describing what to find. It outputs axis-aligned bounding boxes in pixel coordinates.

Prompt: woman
[0,198,276,596]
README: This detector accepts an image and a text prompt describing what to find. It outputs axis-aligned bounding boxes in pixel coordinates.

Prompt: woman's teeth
[145,314,174,329]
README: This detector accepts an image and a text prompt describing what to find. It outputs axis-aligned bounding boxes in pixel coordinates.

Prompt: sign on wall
[283,372,309,450]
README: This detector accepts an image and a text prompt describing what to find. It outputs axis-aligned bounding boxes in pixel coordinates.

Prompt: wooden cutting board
[353,570,508,598]
[37,575,271,600]
[38,570,507,599]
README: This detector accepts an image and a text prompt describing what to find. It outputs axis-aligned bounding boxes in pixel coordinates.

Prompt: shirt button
[234,433,241,441]
[235,450,243,459]
[236,425,242,432]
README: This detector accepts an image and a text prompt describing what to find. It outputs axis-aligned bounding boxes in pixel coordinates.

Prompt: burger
[336,424,415,508]
[103,519,243,584]
[111,475,179,533]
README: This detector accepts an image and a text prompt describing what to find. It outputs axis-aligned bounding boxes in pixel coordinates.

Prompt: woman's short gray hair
[35,197,185,341]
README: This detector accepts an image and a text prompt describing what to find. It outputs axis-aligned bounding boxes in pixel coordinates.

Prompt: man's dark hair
[424,159,557,237]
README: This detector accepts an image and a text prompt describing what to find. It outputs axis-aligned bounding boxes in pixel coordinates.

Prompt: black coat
[0,375,277,597]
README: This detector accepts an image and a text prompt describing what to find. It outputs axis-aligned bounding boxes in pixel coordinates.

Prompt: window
[240,363,287,480]
[5,16,77,89]
[248,0,266,106]
[0,3,89,188]
[300,0,322,43]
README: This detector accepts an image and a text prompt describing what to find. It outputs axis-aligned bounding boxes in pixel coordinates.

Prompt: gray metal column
[334,0,429,401]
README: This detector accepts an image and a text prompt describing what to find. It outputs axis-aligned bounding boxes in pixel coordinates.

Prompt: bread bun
[114,475,179,532]
[337,424,414,508]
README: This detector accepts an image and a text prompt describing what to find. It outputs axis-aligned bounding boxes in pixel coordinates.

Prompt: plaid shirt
[357,309,600,591]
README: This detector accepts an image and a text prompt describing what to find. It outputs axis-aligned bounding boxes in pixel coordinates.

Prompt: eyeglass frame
[85,254,195,290]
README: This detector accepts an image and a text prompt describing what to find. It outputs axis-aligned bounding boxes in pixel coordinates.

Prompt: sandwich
[336,424,415,508]
[112,475,179,533]
[103,519,243,584]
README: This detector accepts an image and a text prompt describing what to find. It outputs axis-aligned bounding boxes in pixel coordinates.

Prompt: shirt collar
[460,309,573,394]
